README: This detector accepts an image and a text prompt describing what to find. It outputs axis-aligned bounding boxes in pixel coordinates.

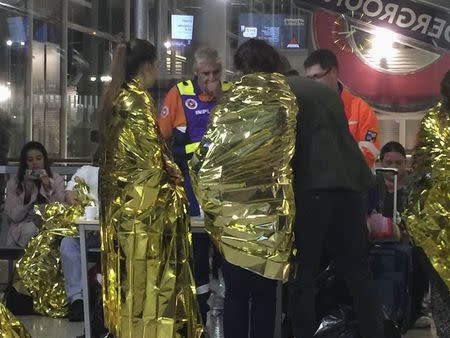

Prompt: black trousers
[289,189,384,338]
[193,232,211,289]
[222,260,277,338]
[411,246,429,320]
[192,232,211,324]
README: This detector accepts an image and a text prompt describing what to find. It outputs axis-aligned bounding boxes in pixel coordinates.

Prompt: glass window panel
[0,1,128,161]
[164,0,310,81]
[99,0,125,36]
[69,0,125,36]
[32,11,62,158]
[33,0,62,21]
[67,28,112,159]
[0,5,30,158]
[69,1,94,30]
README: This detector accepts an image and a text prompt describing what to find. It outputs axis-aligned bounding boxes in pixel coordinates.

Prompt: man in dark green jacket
[287,76,384,338]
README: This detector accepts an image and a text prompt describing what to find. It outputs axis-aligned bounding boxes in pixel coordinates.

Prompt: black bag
[314,305,401,338]
[314,305,360,338]
[4,286,36,315]
[369,242,414,332]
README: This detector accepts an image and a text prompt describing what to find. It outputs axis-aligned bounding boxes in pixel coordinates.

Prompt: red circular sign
[313,10,450,112]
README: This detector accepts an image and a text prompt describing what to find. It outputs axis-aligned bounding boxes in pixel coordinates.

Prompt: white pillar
[135,0,149,40]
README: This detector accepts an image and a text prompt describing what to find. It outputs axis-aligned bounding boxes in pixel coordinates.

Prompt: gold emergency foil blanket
[405,102,450,290]
[0,303,31,338]
[191,73,297,281]
[99,79,202,338]
[14,179,93,317]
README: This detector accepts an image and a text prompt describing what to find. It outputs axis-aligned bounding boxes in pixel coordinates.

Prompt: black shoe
[69,299,84,322]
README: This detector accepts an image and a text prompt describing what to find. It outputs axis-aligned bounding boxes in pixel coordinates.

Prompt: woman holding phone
[5,141,65,247]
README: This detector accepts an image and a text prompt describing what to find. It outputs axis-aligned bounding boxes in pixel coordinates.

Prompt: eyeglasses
[307,68,331,80]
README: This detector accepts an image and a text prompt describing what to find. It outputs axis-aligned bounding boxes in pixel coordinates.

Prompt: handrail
[0,165,83,175]
[4,158,92,164]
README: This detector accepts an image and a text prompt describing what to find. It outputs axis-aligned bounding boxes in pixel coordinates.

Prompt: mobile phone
[25,169,47,179]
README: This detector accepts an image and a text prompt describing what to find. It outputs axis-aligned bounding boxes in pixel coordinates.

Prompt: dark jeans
[289,189,384,338]
[222,260,277,338]
[192,232,211,324]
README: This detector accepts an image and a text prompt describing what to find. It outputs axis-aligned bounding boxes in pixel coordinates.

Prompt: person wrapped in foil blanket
[191,72,298,281]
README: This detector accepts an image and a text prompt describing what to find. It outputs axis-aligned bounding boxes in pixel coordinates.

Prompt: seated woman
[368,141,409,240]
[370,141,431,328]
[372,141,409,218]
[5,141,65,247]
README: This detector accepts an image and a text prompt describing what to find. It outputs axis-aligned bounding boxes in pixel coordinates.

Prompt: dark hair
[304,49,339,71]
[234,39,283,74]
[279,54,300,76]
[99,39,157,142]
[380,141,406,161]
[17,141,52,191]
[440,69,450,108]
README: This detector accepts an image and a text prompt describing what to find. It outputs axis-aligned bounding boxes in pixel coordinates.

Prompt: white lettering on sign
[412,14,432,34]
[445,25,450,42]
[284,18,305,26]
[396,7,416,28]
[428,17,446,39]
[195,109,209,115]
[362,0,383,18]
[318,0,450,49]
[346,0,363,11]
[243,27,258,38]
[379,3,399,24]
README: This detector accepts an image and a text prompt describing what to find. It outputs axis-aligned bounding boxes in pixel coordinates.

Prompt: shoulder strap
[176,80,195,96]
[221,81,232,92]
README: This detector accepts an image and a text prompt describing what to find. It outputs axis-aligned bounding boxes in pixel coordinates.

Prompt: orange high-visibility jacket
[159,85,214,140]
[341,87,380,168]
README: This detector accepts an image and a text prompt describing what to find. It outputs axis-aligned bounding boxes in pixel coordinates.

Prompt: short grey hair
[193,47,221,70]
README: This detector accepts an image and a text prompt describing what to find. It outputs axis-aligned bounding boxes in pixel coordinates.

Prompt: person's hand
[66,190,78,205]
[40,171,51,191]
[205,81,221,99]
[162,154,183,186]
[166,164,183,186]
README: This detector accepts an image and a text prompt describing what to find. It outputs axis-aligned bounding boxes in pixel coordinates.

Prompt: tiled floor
[15,315,437,338]
[17,316,84,338]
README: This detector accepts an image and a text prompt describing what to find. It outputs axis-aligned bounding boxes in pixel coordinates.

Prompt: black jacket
[287,76,373,192]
